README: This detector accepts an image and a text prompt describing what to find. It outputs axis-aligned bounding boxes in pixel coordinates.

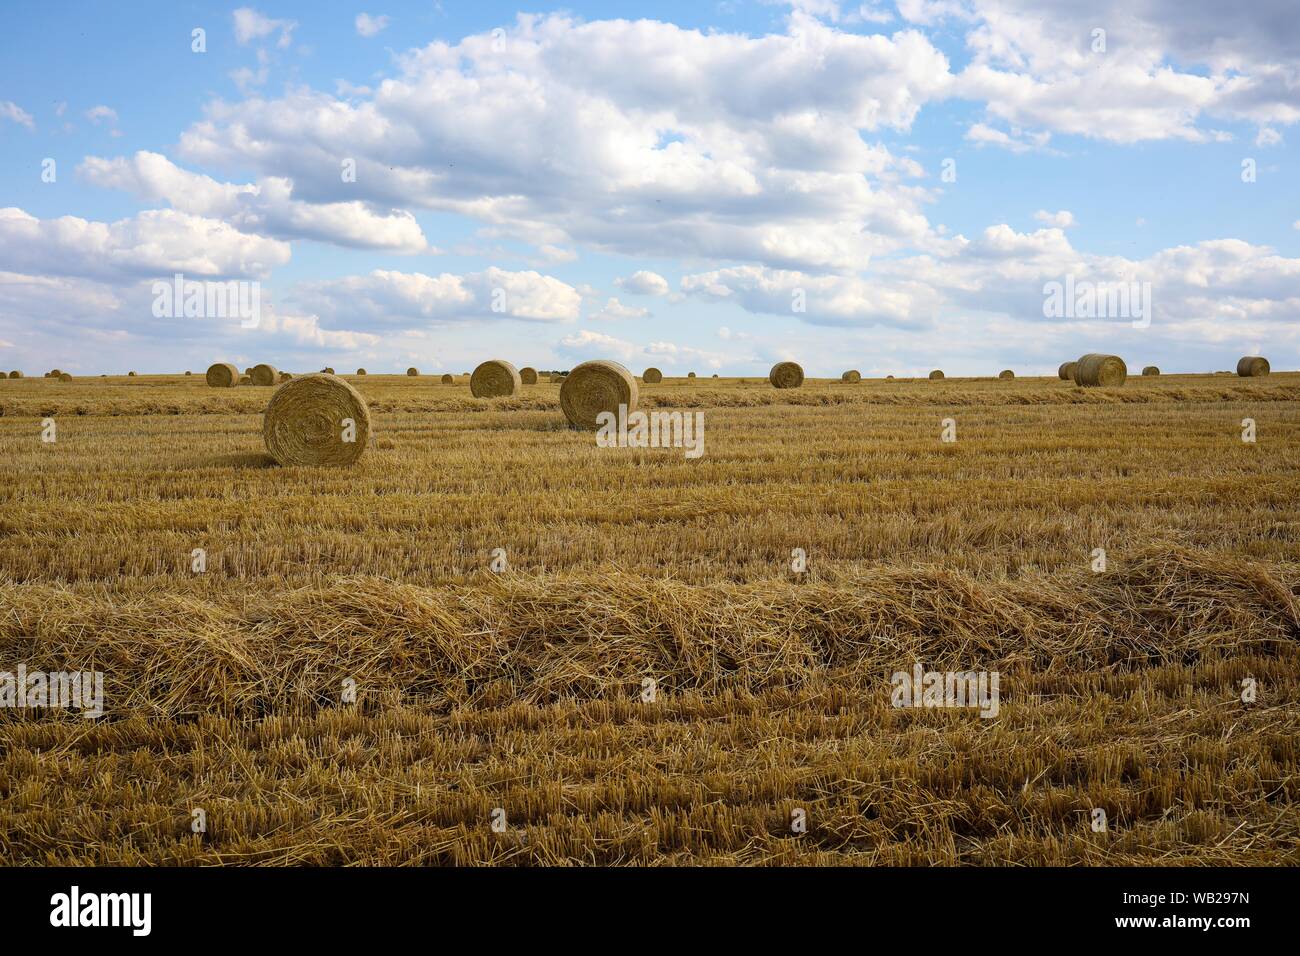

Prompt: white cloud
[1256,127,1283,147]
[588,297,651,321]
[233,7,297,47]
[1034,209,1075,228]
[0,207,290,282]
[79,152,431,253]
[355,13,390,37]
[0,101,34,129]
[292,267,581,329]
[614,270,671,296]
[84,105,118,125]
[965,121,1050,152]
[178,14,952,272]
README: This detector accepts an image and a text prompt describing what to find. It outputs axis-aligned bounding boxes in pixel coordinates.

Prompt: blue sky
[2,0,1298,375]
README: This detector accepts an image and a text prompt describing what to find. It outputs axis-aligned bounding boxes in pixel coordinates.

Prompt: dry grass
[0,371,1297,865]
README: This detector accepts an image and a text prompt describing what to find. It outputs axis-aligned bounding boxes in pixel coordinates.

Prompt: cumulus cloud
[177,14,950,272]
[0,207,290,282]
[558,328,727,368]
[355,13,390,37]
[615,270,671,296]
[79,152,431,253]
[233,7,297,47]
[1034,210,1075,228]
[84,105,118,125]
[291,267,581,329]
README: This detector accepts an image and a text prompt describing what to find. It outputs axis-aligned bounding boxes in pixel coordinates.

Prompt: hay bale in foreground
[1237,356,1271,377]
[251,363,279,387]
[470,359,521,398]
[929,369,944,380]
[520,366,539,385]
[9,371,22,379]
[769,362,804,389]
[560,360,638,430]
[842,370,861,383]
[1058,362,1077,380]
[263,373,371,467]
[1074,353,1127,387]
[998,369,1014,379]
[643,367,663,383]
[441,374,454,384]
[1142,366,1160,376]
[206,363,239,388]
[407,367,419,377]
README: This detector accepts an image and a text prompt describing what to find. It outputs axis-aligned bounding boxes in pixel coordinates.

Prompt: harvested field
[1,372,1298,865]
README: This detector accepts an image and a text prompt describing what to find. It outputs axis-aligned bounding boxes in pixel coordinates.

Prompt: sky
[1,0,1298,377]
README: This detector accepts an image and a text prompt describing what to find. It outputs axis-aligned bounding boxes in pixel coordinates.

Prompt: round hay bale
[280,372,293,382]
[769,362,804,389]
[886,374,894,380]
[322,367,335,374]
[407,367,419,376]
[206,363,239,388]
[520,366,539,385]
[554,375,567,384]
[842,370,861,383]
[688,372,696,378]
[998,369,1014,380]
[1074,353,1127,387]
[560,360,638,430]
[49,369,62,378]
[263,373,371,467]
[1237,356,1270,377]
[185,371,192,376]
[58,372,72,382]
[928,369,944,380]
[9,370,23,379]
[1058,362,1077,380]
[1142,365,1160,376]
[355,368,367,376]
[128,371,137,377]
[251,363,279,387]
[643,367,663,383]
[239,375,252,385]
[440,373,454,384]
[470,359,521,398]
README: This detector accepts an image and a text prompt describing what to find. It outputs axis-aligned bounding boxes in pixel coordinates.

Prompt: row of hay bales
[1056,354,1272,387]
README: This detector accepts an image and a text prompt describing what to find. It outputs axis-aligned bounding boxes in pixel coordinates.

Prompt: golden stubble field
[1,371,1298,864]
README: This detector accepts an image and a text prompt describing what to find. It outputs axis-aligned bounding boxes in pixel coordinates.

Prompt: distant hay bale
[251,363,279,386]
[554,375,567,384]
[928,369,944,380]
[560,360,638,430]
[206,363,239,388]
[8,371,22,379]
[520,367,539,384]
[280,372,293,382]
[688,372,696,378]
[356,368,367,376]
[1237,356,1271,377]
[1074,353,1127,387]
[263,373,371,467]
[712,373,719,378]
[440,373,454,384]
[643,367,663,383]
[470,359,521,398]
[841,369,861,383]
[1058,362,1077,380]
[48,369,61,378]
[185,371,192,376]
[128,371,137,377]
[239,375,252,385]
[58,372,72,382]
[1142,366,1160,376]
[769,362,804,389]
[322,367,335,374]
[407,367,419,377]
[998,369,1014,379]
